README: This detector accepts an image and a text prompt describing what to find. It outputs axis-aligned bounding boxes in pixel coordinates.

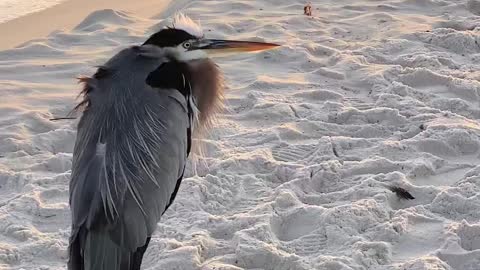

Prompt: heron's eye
[183,42,192,49]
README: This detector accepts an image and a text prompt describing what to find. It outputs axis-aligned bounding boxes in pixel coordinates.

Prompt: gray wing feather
[69,47,189,259]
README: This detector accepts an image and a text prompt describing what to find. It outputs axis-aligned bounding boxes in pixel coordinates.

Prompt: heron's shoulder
[102,46,143,67]
[101,46,165,72]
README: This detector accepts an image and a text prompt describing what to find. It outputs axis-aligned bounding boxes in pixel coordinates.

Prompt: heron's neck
[186,59,224,130]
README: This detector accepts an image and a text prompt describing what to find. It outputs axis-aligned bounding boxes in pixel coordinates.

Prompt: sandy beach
[1,0,480,269]
[0,0,173,50]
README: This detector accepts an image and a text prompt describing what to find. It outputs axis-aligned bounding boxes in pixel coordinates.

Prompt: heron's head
[141,13,279,62]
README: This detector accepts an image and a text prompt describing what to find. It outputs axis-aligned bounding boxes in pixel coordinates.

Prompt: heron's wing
[69,48,191,255]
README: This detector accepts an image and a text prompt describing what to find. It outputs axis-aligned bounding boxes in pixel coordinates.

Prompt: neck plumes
[187,58,224,133]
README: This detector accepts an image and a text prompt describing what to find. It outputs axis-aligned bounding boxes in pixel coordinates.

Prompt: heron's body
[69,47,196,270]
[67,13,279,270]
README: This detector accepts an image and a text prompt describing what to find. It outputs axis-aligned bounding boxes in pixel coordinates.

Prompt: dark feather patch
[164,169,185,215]
[388,186,415,200]
[93,66,112,79]
[130,237,151,270]
[146,61,190,97]
[143,28,195,47]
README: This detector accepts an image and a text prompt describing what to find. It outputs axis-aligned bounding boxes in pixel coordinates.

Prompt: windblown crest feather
[171,13,203,38]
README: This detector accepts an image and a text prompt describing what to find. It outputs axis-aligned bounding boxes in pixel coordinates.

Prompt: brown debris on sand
[304,3,312,16]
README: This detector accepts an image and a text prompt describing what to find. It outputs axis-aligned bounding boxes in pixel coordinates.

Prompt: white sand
[1,0,480,269]
[0,0,173,50]
[0,0,68,24]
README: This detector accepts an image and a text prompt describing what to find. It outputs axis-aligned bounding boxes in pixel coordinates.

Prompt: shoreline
[0,0,172,50]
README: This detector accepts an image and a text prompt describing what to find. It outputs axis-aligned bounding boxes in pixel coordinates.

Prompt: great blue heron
[67,14,279,270]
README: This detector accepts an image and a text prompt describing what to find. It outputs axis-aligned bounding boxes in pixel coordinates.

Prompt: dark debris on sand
[388,186,415,200]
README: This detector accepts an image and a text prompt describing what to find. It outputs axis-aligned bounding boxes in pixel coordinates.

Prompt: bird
[67,13,279,270]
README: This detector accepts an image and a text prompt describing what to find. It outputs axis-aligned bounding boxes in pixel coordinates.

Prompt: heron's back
[68,47,191,270]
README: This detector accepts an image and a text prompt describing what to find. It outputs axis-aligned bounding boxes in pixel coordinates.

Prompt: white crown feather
[171,13,204,38]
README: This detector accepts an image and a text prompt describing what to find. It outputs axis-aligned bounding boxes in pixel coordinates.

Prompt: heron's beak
[198,39,280,54]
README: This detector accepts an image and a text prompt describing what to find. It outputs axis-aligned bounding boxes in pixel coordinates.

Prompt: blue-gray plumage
[67,13,279,270]
[69,48,191,270]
